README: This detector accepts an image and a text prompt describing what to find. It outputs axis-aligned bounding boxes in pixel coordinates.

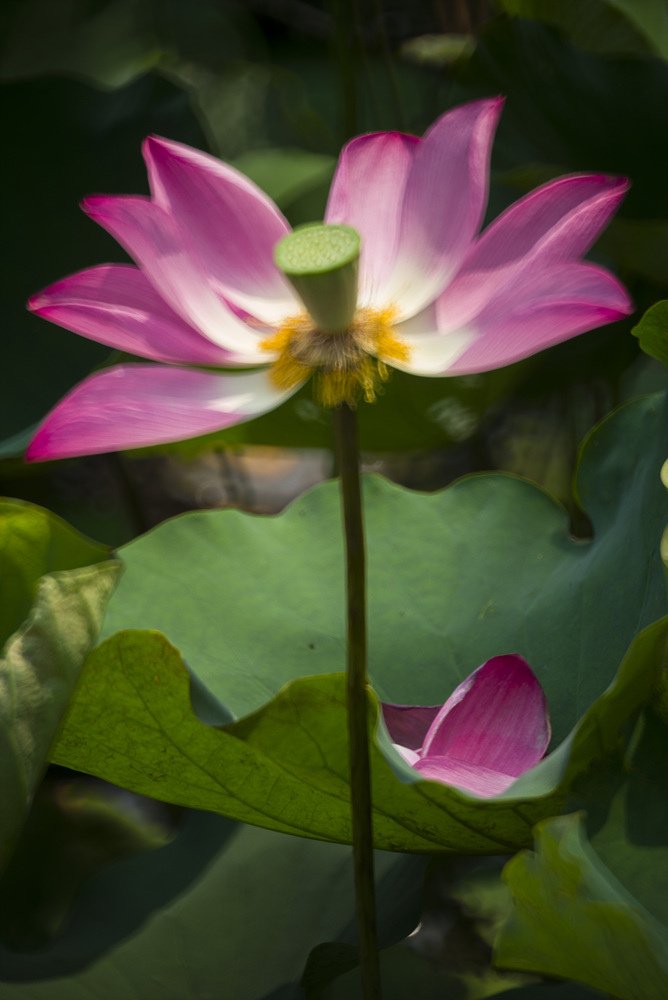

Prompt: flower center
[260,306,410,407]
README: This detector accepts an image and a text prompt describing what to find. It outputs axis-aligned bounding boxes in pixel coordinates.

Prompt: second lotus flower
[27,97,631,461]
[382,654,551,798]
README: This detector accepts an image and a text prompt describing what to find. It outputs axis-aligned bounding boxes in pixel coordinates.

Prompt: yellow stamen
[317,358,377,407]
[258,327,291,353]
[267,352,313,392]
[260,305,411,407]
[260,316,314,391]
[359,306,410,363]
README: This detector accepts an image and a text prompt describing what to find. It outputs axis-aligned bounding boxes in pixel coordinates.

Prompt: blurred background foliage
[3,0,668,545]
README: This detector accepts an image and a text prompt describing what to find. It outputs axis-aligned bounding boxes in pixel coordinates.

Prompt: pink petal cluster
[27,98,631,461]
[382,654,550,797]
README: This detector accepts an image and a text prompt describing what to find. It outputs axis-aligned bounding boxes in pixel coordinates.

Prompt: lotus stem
[333,402,381,1000]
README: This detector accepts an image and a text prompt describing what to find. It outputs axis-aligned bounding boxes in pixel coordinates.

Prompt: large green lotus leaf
[0,809,423,999]
[0,564,120,870]
[0,499,119,869]
[496,812,668,999]
[577,711,668,927]
[101,393,668,744]
[496,711,668,997]
[50,618,668,853]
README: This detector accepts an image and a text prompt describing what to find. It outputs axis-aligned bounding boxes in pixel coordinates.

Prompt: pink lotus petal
[24,102,632,464]
[444,262,632,375]
[421,654,550,777]
[413,756,517,797]
[392,744,420,766]
[386,326,476,376]
[392,261,631,376]
[436,173,628,331]
[382,302,476,376]
[325,131,419,308]
[382,98,504,320]
[143,137,298,326]
[26,364,300,461]
[83,195,266,361]
[28,265,246,367]
[381,703,440,751]
[470,173,628,266]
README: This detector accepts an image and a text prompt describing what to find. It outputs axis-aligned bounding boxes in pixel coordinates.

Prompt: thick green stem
[333,403,381,1000]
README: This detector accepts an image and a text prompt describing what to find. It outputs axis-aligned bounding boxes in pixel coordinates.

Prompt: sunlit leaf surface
[0,500,119,869]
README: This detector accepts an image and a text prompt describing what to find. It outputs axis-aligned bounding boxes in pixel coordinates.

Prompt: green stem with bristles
[333,402,382,1000]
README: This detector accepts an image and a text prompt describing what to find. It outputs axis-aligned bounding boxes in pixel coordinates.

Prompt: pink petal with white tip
[444,262,632,375]
[413,757,518,797]
[470,173,627,266]
[26,364,300,461]
[393,744,420,767]
[380,301,475,376]
[143,137,298,326]
[391,261,630,376]
[421,654,550,777]
[28,265,247,367]
[326,131,419,308]
[382,98,504,320]
[436,173,628,331]
[386,326,476,376]
[82,195,267,361]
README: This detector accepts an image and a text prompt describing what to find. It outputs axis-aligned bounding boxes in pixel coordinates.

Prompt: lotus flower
[382,654,550,797]
[27,98,631,461]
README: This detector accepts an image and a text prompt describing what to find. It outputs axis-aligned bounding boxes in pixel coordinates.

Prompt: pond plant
[3,5,668,1000]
